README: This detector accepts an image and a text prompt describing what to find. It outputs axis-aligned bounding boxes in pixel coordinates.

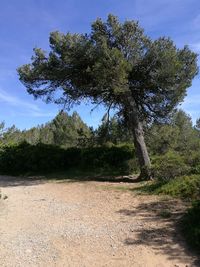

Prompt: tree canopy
[0,112,91,147]
[18,14,198,121]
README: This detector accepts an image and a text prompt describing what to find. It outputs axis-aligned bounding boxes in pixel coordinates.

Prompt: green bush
[156,175,200,199]
[182,201,200,250]
[0,142,136,174]
[184,151,200,174]
[152,150,190,181]
[81,144,135,170]
[0,142,67,173]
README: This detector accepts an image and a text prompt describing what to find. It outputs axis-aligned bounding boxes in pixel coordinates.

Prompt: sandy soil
[0,175,199,267]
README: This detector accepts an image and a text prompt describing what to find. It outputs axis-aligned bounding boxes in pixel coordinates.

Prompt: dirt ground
[0,175,199,267]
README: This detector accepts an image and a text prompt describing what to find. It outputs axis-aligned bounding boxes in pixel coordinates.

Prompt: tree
[2,125,22,144]
[96,116,132,145]
[18,14,198,179]
[48,111,91,147]
[146,110,199,155]
[0,112,91,147]
[195,118,200,131]
[0,122,5,137]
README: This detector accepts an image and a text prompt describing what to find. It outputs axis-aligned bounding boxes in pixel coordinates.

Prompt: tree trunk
[127,98,151,180]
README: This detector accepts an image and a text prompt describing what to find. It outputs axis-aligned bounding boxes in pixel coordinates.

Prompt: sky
[0,0,200,130]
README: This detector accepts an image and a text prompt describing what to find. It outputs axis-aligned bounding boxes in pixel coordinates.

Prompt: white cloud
[0,88,57,118]
[180,94,200,123]
[120,0,191,30]
[189,42,200,53]
[0,88,40,112]
[182,94,200,107]
[20,111,56,118]
[192,14,200,30]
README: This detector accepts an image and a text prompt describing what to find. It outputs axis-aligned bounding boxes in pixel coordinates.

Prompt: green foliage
[17,15,198,179]
[152,151,190,181]
[137,175,200,199]
[133,172,200,252]
[182,201,200,250]
[156,175,200,199]
[18,15,198,124]
[184,150,200,174]
[81,144,135,172]
[49,111,91,147]
[0,142,67,173]
[146,124,179,155]
[158,210,172,218]
[0,142,135,175]
[0,121,5,138]
[0,112,92,147]
[146,110,200,155]
[95,116,133,145]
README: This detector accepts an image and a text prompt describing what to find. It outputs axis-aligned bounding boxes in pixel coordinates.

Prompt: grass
[182,201,200,250]
[131,181,164,194]
[158,209,172,218]
[132,175,200,199]
[96,184,133,191]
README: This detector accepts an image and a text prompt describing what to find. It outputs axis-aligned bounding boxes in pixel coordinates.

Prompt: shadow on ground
[117,199,200,266]
[0,175,46,187]
[0,172,139,188]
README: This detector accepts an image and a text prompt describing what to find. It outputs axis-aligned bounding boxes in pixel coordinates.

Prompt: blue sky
[0,0,200,129]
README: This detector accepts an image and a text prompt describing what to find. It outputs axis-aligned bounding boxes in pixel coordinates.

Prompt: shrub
[0,142,67,173]
[80,144,135,171]
[0,142,136,174]
[152,150,190,181]
[156,175,200,199]
[182,201,200,250]
[184,151,200,174]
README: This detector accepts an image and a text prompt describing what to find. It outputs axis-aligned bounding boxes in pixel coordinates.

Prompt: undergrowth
[182,201,200,250]
[134,175,200,199]
[134,174,200,251]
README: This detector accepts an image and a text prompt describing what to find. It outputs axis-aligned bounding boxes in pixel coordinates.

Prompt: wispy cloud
[192,14,200,30]
[19,111,56,118]
[180,93,200,123]
[189,42,200,53]
[120,0,193,30]
[182,94,200,107]
[0,88,40,112]
[0,88,56,118]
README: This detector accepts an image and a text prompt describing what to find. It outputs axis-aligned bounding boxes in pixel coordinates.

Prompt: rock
[0,191,8,200]
[3,195,8,200]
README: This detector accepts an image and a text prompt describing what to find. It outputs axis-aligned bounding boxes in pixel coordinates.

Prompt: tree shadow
[0,172,139,188]
[117,199,200,266]
[0,175,46,187]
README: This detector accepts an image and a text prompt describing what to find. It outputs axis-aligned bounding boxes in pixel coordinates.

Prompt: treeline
[0,111,136,174]
[0,111,132,147]
[0,111,91,147]
[1,109,200,173]
[146,109,200,180]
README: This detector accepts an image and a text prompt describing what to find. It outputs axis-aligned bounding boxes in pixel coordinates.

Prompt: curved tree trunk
[127,98,151,180]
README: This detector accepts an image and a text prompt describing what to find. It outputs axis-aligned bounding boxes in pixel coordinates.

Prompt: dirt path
[0,176,199,267]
